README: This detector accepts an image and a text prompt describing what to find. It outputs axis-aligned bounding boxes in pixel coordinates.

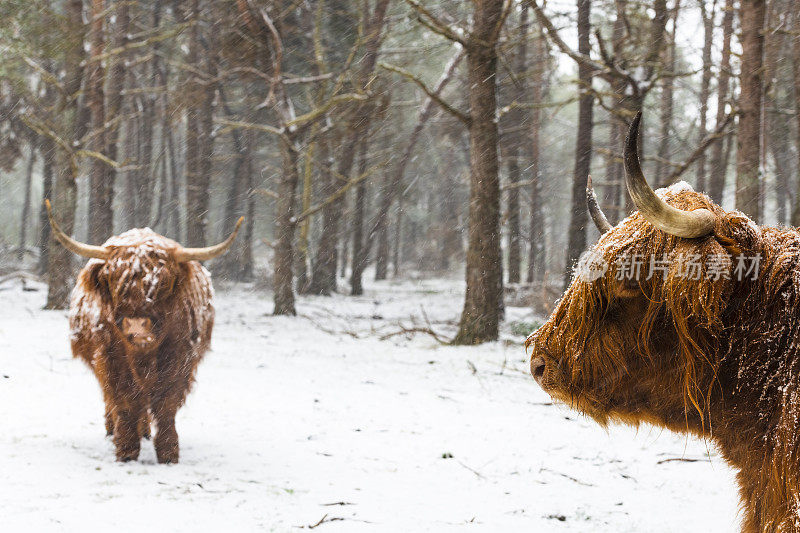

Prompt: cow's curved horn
[174,217,244,262]
[586,175,612,233]
[624,112,715,238]
[45,200,110,259]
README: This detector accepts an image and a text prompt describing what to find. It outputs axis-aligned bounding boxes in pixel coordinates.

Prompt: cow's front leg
[152,395,179,464]
[113,403,146,461]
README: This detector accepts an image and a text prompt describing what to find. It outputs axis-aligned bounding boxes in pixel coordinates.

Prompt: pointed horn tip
[586,175,593,190]
[626,111,643,147]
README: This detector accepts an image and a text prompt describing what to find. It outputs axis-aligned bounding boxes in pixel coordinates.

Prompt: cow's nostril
[531,356,546,383]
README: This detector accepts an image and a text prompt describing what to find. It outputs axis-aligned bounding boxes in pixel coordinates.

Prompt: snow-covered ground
[1,274,740,532]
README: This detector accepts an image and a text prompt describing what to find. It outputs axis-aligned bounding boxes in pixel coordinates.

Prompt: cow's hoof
[156,453,178,464]
[115,446,140,462]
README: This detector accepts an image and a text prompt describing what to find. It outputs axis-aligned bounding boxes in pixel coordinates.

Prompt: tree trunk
[165,117,181,239]
[184,0,211,247]
[562,0,594,290]
[527,25,546,283]
[505,7,528,284]
[506,150,521,283]
[37,137,54,275]
[453,0,504,345]
[709,0,734,204]
[17,146,36,261]
[764,0,792,224]
[392,196,402,277]
[308,131,354,294]
[655,2,679,188]
[790,0,800,225]
[105,0,129,235]
[123,101,139,229]
[696,0,714,192]
[46,0,84,310]
[439,161,462,271]
[87,0,112,244]
[350,137,370,295]
[273,138,300,316]
[296,139,315,292]
[735,0,766,219]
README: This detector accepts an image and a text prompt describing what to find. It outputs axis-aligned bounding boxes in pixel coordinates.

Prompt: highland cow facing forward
[47,201,242,463]
[527,112,800,532]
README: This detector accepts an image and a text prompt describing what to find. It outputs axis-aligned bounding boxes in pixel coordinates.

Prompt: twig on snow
[306,514,344,529]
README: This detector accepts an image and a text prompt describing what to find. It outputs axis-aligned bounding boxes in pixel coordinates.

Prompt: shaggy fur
[70,229,214,463]
[527,185,800,531]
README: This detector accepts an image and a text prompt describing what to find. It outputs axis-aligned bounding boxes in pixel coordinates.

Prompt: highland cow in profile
[527,112,800,532]
[47,201,242,463]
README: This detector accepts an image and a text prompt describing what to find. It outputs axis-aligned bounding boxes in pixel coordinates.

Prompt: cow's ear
[86,260,109,291]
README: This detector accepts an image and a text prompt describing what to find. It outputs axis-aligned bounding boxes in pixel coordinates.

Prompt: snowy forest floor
[1,273,740,532]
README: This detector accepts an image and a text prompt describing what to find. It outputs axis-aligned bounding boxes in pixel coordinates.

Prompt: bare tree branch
[405,0,468,46]
[662,111,736,185]
[294,159,389,223]
[379,61,470,126]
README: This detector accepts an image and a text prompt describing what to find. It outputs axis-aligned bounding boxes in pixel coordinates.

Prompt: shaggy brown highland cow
[47,201,242,463]
[527,112,800,531]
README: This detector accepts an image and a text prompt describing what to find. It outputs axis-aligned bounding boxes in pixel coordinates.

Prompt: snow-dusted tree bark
[503,7,528,285]
[527,24,546,284]
[708,0,734,204]
[735,0,766,219]
[17,143,36,260]
[452,0,505,345]
[350,137,370,296]
[37,136,54,274]
[790,1,800,226]
[184,0,215,247]
[87,0,112,244]
[561,0,594,289]
[655,2,680,188]
[46,0,84,309]
[764,0,792,224]
[696,0,715,192]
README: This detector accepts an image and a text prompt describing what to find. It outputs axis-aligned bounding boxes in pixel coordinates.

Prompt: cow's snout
[531,356,546,385]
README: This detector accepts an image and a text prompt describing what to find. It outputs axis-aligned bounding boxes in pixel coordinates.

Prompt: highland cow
[47,201,242,463]
[527,112,800,531]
